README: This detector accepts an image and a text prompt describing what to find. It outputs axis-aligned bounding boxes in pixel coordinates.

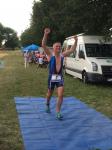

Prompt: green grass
[0,50,112,150]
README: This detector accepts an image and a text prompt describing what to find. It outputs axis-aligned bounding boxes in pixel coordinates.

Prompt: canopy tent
[23,44,40,52]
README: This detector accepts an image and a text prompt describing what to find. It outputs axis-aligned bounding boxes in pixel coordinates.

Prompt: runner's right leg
[46,89,53,113]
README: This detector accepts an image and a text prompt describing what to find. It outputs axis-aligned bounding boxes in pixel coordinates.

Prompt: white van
[63,35,112,83]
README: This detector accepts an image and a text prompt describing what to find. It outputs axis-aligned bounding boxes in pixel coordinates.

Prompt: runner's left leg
[56,86,64,119]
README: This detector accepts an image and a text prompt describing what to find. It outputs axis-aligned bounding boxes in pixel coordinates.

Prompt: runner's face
[53,43,61,53]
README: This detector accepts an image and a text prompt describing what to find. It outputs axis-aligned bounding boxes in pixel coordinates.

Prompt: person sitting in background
[28,52,33,63]
[38,56,44,67]
[43,54,49,67]
[35,51,40,63]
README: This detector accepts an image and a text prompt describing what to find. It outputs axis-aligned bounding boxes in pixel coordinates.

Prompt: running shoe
[56,112,63,120]
[46,104,51,113]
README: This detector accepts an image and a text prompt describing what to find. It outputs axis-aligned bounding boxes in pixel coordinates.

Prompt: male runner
[42,28,78,120]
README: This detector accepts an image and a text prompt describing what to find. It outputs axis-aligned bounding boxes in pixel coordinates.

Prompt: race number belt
[51,74,62,82]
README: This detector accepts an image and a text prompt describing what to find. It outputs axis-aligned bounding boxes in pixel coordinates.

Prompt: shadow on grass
[89,81,112,87]
[65,73,112,87]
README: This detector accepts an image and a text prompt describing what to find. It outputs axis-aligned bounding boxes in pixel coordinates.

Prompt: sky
[0,0,38,36]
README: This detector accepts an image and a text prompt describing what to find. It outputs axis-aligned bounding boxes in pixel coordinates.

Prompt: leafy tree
[3,27,19,49]
[0,23,19,49]
[4,32,19,49]
[20,28,37,47]
[21,0,112,46]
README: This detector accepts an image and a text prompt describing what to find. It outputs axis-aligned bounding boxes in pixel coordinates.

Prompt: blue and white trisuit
[48,55,64,90]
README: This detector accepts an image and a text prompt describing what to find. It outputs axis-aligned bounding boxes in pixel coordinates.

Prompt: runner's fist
[44,28,51,35]
[74,35,78,41]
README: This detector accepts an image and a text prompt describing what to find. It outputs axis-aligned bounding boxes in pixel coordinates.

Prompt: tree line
[1,0,111,48]
[21,0,112,47]
[0,23,19,49]
[1,0,110,48]
[1,0,112,49]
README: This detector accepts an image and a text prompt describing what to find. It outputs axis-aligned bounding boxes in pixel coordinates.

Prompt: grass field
[0,50,112,150]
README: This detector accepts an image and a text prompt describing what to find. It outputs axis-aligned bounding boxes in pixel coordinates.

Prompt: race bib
[51,74,62,82]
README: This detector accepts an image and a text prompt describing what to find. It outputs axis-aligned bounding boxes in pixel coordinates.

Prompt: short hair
[53,42,61,47]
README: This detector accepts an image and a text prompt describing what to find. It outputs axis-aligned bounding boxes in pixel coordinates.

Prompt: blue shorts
[48,76,64,90]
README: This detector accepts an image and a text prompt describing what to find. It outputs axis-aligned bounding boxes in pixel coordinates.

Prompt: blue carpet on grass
[14,97,112,150]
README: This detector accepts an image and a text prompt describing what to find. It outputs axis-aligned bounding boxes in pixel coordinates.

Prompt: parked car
[63,35,112,83]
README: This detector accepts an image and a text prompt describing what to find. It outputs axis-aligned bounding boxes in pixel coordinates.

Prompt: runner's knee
[58,95,63,100]
[46,89,53,97]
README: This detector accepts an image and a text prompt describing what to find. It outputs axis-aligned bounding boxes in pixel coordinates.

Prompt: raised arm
[42,28,51,58]
[62,36,78,57]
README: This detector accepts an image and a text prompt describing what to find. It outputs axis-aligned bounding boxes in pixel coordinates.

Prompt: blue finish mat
[14,97,112,150]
